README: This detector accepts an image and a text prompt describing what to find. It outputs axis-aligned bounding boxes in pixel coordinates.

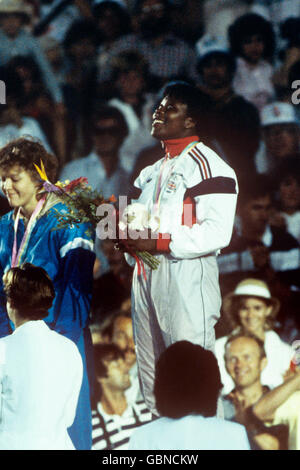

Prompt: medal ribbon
[11,196,46,268]
[153,141,198,215]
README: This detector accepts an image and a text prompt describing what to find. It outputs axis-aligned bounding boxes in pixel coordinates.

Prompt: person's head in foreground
[0,137,58,218]
[3,262,55,328]
[151,81,212,143]
[154,340,222,419]
[223,278,280,341]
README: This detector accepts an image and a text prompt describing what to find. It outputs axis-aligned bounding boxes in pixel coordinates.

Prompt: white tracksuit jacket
[130,141,238,414]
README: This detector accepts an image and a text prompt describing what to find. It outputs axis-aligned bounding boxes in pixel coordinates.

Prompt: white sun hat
[223,278,280,319]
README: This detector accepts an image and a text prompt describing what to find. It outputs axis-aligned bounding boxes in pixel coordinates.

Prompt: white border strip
[60,238,94,258]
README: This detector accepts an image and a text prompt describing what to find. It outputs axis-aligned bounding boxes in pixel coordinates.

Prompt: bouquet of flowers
[118,203,160,270]
[34,161,160,270]
[34,160,115,237]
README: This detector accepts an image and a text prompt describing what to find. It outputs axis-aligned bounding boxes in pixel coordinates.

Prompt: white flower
[119,203,160,232]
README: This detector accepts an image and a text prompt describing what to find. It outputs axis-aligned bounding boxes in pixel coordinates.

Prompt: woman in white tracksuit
[121,83,238,414]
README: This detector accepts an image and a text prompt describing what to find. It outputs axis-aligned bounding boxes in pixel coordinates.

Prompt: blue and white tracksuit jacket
[130,141,238,414]
[0,194,95,449]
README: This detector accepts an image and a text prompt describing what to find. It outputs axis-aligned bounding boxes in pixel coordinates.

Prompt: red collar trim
[163,136,199,158]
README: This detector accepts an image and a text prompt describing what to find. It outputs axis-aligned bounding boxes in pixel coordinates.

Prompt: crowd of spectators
[1,0,300,451]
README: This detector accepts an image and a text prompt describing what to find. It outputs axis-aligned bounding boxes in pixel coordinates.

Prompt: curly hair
[0,137,58,185]
[228,13,275,61]
[161,81,213,142]
[3,263,55,320]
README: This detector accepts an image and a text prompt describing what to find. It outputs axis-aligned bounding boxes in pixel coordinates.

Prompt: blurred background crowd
[1,0,300,451]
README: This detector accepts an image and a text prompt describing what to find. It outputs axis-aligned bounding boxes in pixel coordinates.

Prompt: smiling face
[151,95,196,141]
[225,337,267,389]
[0,165,39,214]
[237,297,272,337]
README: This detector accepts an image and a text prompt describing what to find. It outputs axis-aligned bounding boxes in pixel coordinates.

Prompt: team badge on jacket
[166,173,181,193]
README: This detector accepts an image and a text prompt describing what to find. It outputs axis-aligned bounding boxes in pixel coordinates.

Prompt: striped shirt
[92,400,152,450]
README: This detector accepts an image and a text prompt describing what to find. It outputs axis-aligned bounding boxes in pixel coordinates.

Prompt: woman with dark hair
[229,13,276,110]
[0,137,95,450]
[0,263,83,450]
[129,341,250,450]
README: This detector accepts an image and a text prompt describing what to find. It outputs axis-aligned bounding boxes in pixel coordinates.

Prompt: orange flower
[109,194,117,203]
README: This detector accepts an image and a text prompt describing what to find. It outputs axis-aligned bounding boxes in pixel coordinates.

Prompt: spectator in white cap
[215,278,294,396]
[255,101,300,175]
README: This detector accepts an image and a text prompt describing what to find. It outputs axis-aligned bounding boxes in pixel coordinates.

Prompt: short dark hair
[229,13,275,61]
[91,105,129,142]
[273,157,300,188]
[93,1,131,39]
[0,137,58,185]
[93,343,124,379]
[154,341,222,419]
[0,64,26,108]
[161,81,212,140]
[111,50,149,83]
[3,263,55,320]
[197,51,236,83]
[0,11,30,24]
[237,173,274,212]
[225,332,267,360]
[63,19,99,51]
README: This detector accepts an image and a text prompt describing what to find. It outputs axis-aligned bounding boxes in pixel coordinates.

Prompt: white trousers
[131,254,222,415]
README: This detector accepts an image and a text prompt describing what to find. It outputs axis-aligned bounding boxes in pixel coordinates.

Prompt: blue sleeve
[0,220,12,338]
[0,287,12,338]
[47,223,95,345]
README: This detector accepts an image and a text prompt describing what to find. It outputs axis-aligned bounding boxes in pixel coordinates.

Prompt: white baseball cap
[196,34,229,60]
[261,102,299,127]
